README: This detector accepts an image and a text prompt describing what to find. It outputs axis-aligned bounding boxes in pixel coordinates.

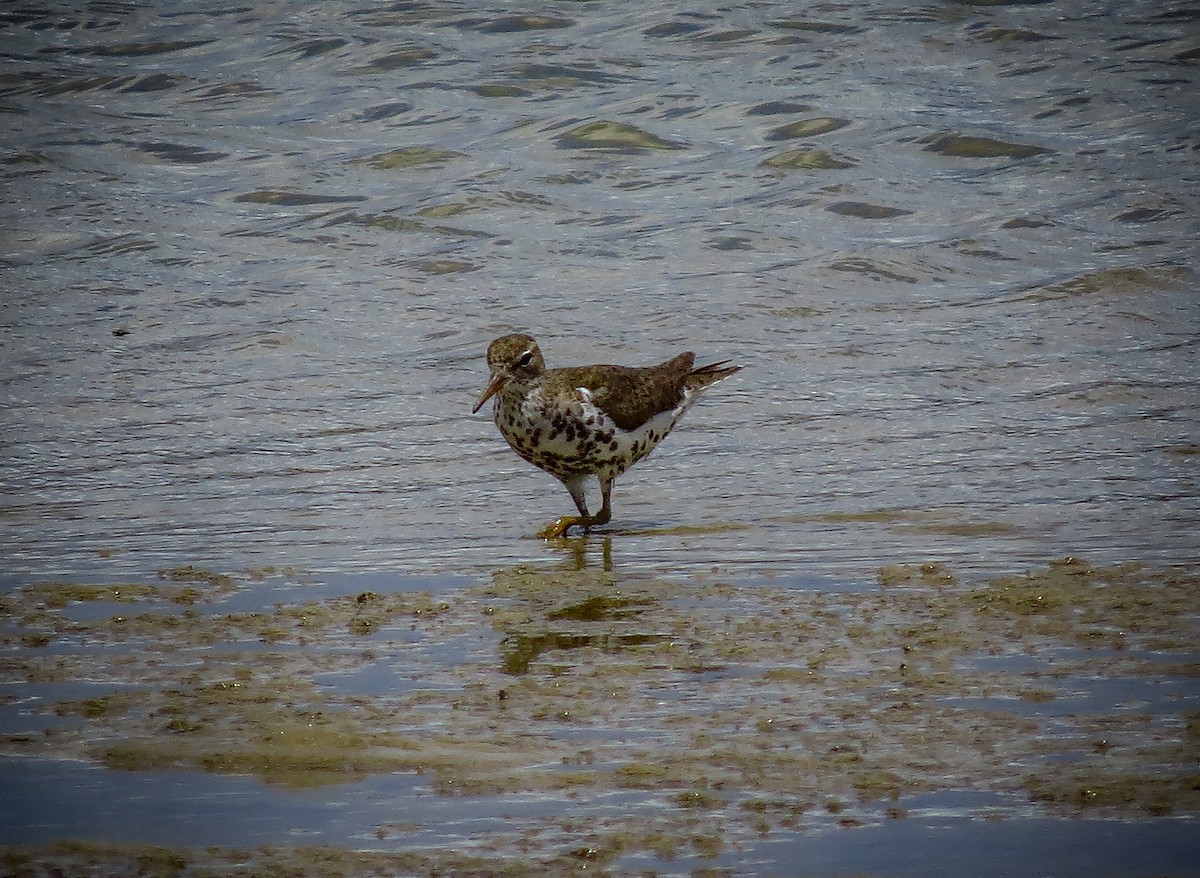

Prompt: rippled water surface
[2,0,1198,873]
[3,0,1196,578]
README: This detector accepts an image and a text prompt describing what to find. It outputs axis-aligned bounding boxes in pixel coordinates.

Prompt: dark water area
[3,757,1198,876]
[1,0,1198,874]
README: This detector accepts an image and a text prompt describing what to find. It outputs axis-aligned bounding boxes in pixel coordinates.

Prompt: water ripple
[1,0,1196,580]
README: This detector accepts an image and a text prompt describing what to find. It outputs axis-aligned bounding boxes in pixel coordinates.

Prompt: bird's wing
[564,353,695,431]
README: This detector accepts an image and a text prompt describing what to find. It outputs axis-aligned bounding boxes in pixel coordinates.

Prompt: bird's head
[472,334,545,413]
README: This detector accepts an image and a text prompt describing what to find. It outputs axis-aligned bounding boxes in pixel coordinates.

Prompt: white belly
[494,385,690,482]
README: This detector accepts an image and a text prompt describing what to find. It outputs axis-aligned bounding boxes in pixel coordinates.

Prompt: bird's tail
[688,360,743,389]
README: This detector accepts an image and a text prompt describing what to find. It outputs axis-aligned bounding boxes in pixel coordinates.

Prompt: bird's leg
[538,476,615,538]
[591,476,614,527]
[537,477,592,539]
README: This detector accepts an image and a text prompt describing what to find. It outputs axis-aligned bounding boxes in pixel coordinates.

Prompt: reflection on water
[1,1,1198,872]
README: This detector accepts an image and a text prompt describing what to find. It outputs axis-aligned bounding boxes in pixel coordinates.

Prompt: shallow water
[1,0,1199,874]
[3,0,1197,580]
[3,758,1198,875]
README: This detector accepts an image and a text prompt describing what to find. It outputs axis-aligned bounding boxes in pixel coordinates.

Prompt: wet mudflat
[2,557,1198,875]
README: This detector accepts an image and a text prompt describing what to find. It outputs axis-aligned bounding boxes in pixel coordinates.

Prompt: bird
[472,333,741,538]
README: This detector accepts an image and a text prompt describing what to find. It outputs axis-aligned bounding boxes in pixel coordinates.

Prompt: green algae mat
[1,558,1197,875]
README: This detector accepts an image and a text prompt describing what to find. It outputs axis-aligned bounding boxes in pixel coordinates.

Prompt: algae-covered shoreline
[1,557,1198,875]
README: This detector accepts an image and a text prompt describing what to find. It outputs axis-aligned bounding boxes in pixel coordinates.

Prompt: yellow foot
[537,515,586,539]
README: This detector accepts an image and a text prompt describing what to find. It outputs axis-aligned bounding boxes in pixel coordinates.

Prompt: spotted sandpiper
[472,333,741,538]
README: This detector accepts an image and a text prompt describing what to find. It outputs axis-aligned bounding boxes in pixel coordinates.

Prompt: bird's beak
[472,372,508,414]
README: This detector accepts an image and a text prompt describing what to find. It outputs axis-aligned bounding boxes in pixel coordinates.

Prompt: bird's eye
[517,350,533,367]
